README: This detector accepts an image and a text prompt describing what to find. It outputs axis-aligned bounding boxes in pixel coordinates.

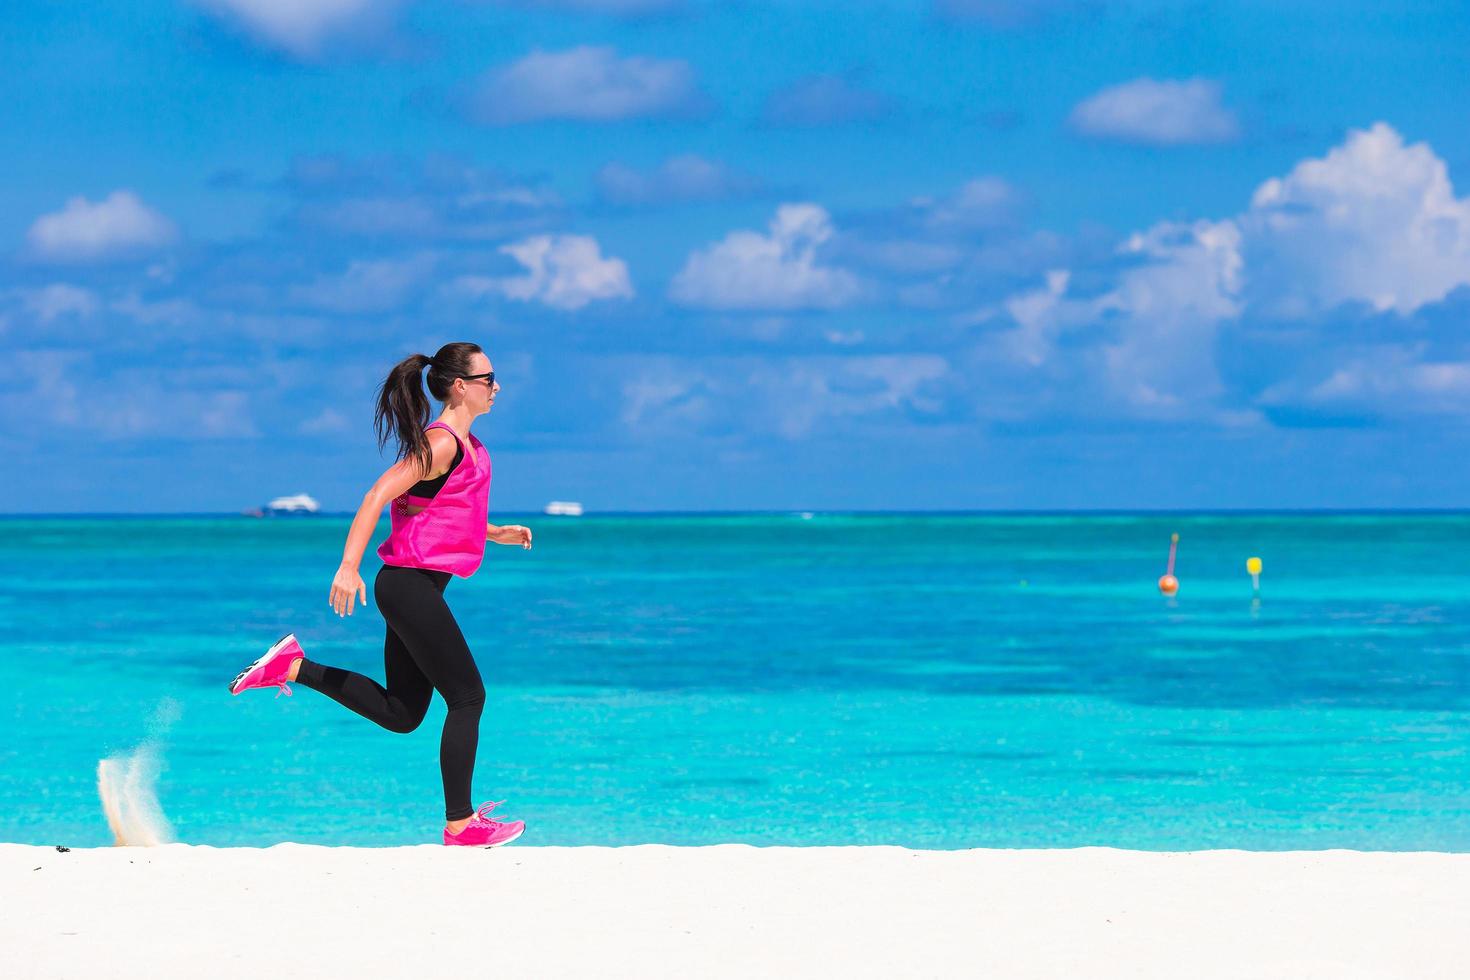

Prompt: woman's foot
[229,634,306,698]
[444,800,525,848]
[446,799,504,834]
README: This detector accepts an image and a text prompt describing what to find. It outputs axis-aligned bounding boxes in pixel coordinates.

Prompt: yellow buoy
[1246,556,1262,591]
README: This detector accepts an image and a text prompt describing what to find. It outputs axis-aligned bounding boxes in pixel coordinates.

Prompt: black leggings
[294,564,486,822]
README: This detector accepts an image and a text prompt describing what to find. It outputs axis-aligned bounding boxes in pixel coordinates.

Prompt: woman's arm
[340,428,457,569]
[487,521,533,549]
[329,429,457,616]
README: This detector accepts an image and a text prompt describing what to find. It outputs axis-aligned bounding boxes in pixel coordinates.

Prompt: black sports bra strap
[408,424,465,495]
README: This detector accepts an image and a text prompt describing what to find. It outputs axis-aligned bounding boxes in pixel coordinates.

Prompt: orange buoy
[1158,533,1180,595]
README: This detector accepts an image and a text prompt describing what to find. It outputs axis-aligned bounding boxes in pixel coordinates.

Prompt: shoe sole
[445,824,526,849]
[228,633,297,695]
[483,825,525,848]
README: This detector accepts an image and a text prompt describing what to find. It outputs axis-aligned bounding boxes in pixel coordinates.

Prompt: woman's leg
[293,624,434,734]
[370,565,486,824]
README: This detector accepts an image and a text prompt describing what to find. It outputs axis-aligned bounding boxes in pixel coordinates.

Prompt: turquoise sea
[3,513,1468,850]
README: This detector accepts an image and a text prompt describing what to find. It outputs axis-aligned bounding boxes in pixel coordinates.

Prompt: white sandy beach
[4,843,1468,979]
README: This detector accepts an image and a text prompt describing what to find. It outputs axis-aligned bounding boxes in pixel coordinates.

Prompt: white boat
[543,500,584,516]
[265,493,321,515]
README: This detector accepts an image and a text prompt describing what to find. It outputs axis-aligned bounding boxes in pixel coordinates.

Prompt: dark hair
[374,342,483,478]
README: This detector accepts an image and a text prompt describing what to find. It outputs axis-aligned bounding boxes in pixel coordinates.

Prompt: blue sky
[3,0,1470,512]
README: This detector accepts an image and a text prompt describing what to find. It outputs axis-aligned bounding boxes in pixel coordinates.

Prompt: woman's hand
[330,563,368,616]
[492,524,533,549]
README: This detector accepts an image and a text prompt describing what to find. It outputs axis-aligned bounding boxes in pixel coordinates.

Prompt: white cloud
[1241,122,1470,315]
[299,407,352,434]
[849,240,965,278]
[456,186,561,210]
[27,191,178,262]
[457,234,633,310]
[470,46,704,124]
[1258,347,1470,418]
[999,268,1075,366]
[621,372,710,428]
[1096,218,1243,412]
[275,153,564,243]
[768,355,950,438]
[669,204,865,310]
[110,294,331,343]
[4,350,261,440]
[986,122,1470,420]
[110,293,200,327]
[1068,77,1239,145]
[824,328,865,346]
[829,175,1033,293]
[619,353,949,439]
[1110,219,1243,324]
[290,254,437,313]
[19,284,100,323]
[304,198,439,237]
[193,0,402,60]
[292,190,560,241]
[595,154,756,206]
[909,176,1024,231]
[987,219,1245,416]
[761,74,892,127]
[197,391,259,438]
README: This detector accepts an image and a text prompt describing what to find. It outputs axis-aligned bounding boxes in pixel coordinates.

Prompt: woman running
[227,342,533,848]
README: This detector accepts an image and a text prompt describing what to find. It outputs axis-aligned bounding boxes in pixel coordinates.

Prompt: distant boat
[544,500,584,516]
[264,493,321,515]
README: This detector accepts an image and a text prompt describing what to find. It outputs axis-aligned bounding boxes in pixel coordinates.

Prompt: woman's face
[458,352,499,414]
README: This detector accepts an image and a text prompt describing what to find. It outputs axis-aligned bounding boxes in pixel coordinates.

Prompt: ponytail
[374,342,483,478]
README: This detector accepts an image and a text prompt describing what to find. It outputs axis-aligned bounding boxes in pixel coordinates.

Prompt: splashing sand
[96,698,182,846]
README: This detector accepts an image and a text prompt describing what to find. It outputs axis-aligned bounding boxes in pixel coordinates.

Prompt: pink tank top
[377,421,492,578]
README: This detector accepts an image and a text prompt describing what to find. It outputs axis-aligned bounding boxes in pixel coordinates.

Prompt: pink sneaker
[229,633,305,699]
[443,800,526,848]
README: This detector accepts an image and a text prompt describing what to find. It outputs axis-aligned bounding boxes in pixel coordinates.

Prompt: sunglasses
[459,371,495,387]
